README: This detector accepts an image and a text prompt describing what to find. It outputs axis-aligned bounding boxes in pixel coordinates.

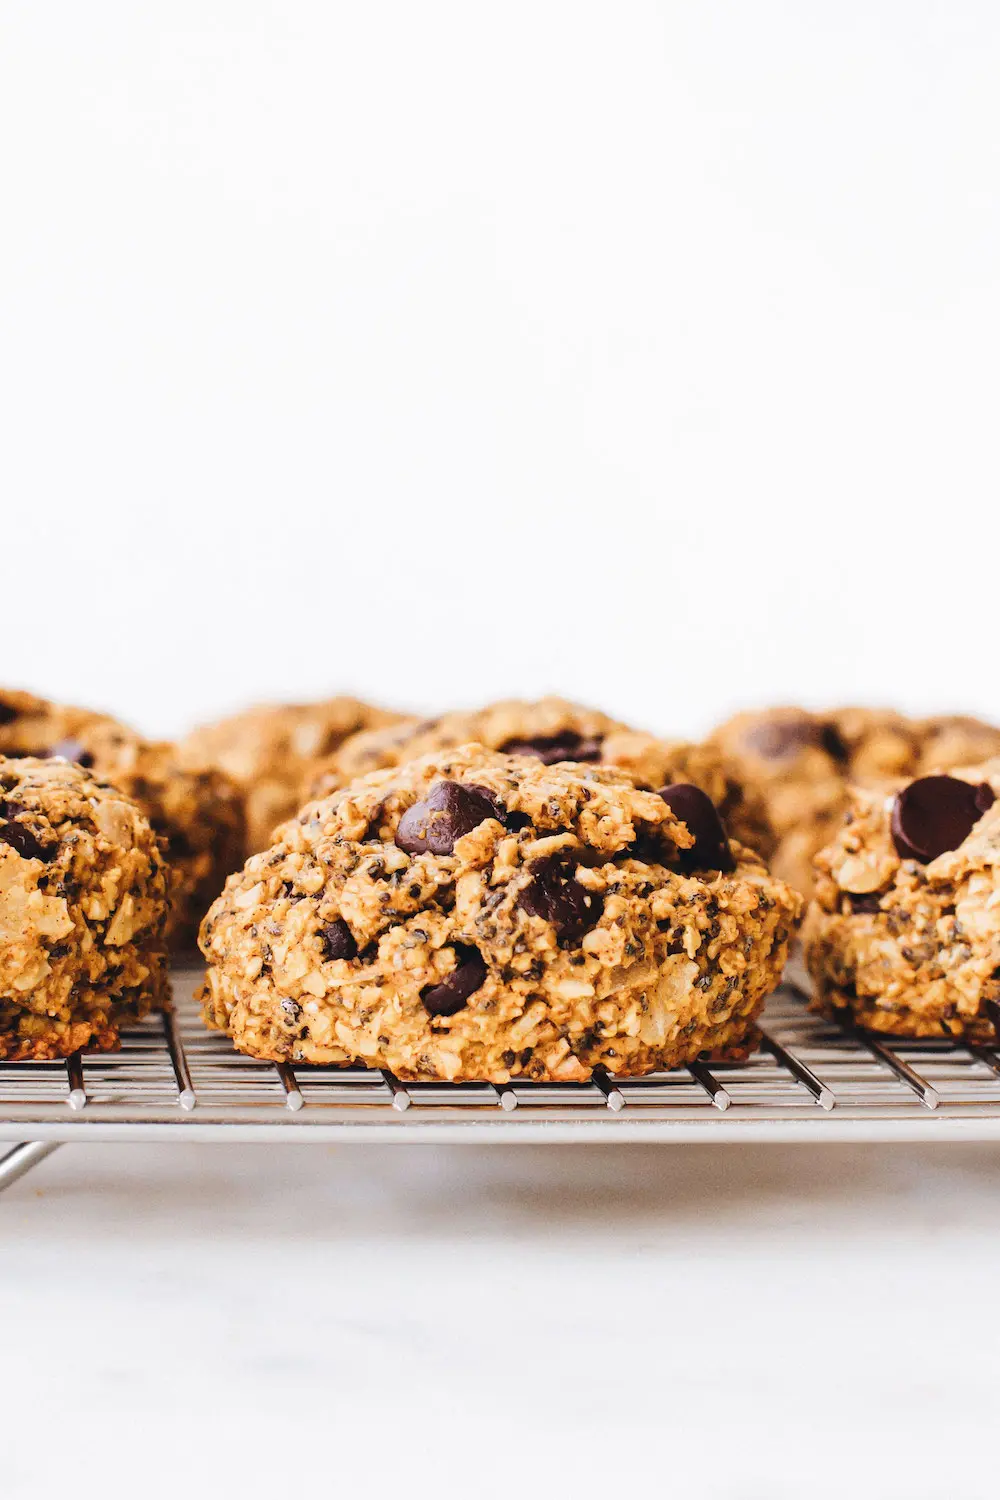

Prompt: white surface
[2,1141,998,1499]
[4,10,1000,1493]
[2,1,1000,736]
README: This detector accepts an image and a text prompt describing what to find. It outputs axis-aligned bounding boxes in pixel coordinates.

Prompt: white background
[3,7,1000,1498]
[2,1,999,740]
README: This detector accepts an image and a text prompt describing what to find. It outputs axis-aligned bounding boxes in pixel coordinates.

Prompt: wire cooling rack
[5,964,1000,1169]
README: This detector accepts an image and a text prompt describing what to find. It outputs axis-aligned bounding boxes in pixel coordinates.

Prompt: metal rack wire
[5,964,1000,1190]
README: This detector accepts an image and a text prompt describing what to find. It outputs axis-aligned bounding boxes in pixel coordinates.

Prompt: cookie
[804,760,1000,1041]
[0,756,169,1060]
[917,715,1000,773]
[199,744,801,1082]
[309,698,774,861]
[710,706,1000,896]
[310,698,627,791]
[0,689,244,946]
[180,696,401,855]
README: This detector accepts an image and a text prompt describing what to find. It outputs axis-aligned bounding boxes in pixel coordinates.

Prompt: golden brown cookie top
[1,753,163,865]
[276,741,704,879]
[182,696,399,782]
[181,696,402,854]
[0,689,130,761]
[715,705,1000,790]
[712,706,919,785]
[309,700,776,871]
[310,697,629,798]
[708,704,997,896]
[813,759,1000,904]
[915,716,1000,774]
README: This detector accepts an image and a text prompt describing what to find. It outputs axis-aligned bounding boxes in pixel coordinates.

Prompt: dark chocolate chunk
[500,731,603,765]
[47,739,95,769]
[0,803,56,863]
[0,702,18,726]
[891,775,996,863]
[817,722,849,763]
[628,830,675,867]
[976,782,997,814]
[518,855,604,944]
[503,809,534,833]
[421,945,487,1016]
[848,892,883,914]
[658,783,735,873]
[319,918,358,961]
[396,780,503,856]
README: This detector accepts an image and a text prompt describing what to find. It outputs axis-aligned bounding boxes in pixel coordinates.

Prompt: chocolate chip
[500,731,604,765]
[628,830,673,866]
[848,892,883,914]
[518,855,604,944]
[319,919,358,961]
[421,945,487,1016]
[503,809,534,833]
[0,702,18,726]
[891,775,996,863]
[976,783,996,814]
[817,723,849,762]
[0,803,55,863]
[396,781,503,856]
[657,783,735,873]
[743,716,847,763]
[47,739,95,769]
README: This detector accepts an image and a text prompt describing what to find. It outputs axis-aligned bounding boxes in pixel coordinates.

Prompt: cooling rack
[5,961,1000,1192]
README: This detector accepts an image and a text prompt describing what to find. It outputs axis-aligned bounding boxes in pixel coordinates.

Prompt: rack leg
[0,1142,60,1196]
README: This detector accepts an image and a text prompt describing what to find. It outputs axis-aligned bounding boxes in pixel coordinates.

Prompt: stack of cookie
[188,695,805,1080]
[710,705,1000,896]
[0,687,400,1061]
[0,689,245,947]
[5,682,1000,1072]
[707,705,1000,1044]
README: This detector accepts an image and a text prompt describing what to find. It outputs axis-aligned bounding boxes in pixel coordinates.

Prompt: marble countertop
[3,1140,997,1500]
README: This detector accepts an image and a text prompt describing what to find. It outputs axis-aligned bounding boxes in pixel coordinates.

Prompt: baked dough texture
[804,760,1000,1041]
[0,689,243,946]
[711,706,1000,897]
[311,699,627,789]
[199,744,801,1082]
[0,756,169,1060]
[180,697,401,856]
[307,698,775,862]
[598,730,775,860]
